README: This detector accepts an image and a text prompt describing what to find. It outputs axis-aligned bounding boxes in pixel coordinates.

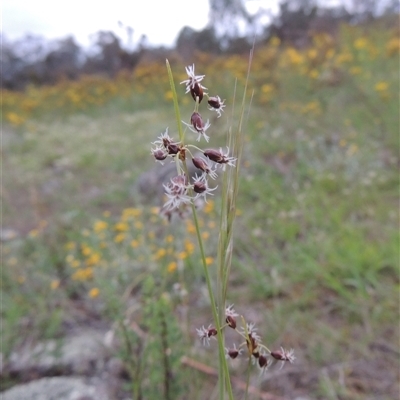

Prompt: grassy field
[2,18,399,399]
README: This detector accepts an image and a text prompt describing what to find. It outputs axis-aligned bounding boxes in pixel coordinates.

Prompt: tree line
[2,0,397,90]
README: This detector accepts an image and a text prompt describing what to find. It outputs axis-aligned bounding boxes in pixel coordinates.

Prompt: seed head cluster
[151,63,295,377]
[150,64,234,217]
[198,304,296,374]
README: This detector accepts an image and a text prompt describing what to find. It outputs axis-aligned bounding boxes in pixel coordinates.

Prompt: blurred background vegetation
[2,0,399,399]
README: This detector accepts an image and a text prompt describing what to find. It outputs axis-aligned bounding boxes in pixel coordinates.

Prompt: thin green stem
[166,60,234,400]
[166,59,184,143]
[191,201,234,399]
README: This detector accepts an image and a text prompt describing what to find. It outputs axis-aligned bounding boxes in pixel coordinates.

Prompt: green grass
[2,20,399,399]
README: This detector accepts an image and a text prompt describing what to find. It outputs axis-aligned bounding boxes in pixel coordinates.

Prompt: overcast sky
[3,1,390,48]
[2,0,214,47]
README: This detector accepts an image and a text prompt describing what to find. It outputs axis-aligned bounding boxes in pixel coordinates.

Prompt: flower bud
[227,348,239,359]
[167,143,180,155]
[204,148,224,163]
[208,96,222,109]
[191,82,204,103]
[271,347,295,363]
[226,315,236,329]
[192,157,217,179]
[151,147,168,164]
[191,112,205,133]
[208,327,218,337]
[204,148,236,169]
[152,148,168,161]
[258,354,268,368]
[193,180,207,194]
[207,96,225,117]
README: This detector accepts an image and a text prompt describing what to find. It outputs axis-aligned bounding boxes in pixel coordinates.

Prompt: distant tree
[269,0,318,46]
[208,0,252,37]
[44,36,82,83]
[1,34,52,89]
[83,30,143,76]
[84,31,123,76]
[176,26,221,59]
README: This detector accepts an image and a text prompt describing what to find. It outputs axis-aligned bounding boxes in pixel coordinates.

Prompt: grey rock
[8,330,110,376]
[0,229,19,241]
[2,377,110,400]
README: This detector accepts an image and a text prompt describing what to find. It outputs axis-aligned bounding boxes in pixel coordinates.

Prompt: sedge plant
[150,56,295,399]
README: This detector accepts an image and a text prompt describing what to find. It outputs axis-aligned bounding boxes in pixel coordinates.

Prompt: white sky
[2,0,212,47]
[3,1,386,48]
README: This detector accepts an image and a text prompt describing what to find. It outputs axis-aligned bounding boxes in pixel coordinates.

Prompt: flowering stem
[166,59,184,143]
[191,201,234,399]
[166,61,234,400]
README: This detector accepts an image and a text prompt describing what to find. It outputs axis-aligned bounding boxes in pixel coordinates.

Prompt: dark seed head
[208,96,222,109]
[193,181,207,194]
[153,149,167,161]
[258,355,268,368]
[192,157,209,172]
[271,350,284,361]
[204,149,223,163]
[226,315,236,329]
[190,82,204,103]
[208,328,218,337]
[191,112,205,132]
[228,349,239,359]
[167,143,180,155]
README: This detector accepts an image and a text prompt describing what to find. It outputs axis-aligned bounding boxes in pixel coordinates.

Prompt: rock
[8,330,110,376]
[0,229,19,241]
[2,376,110,400]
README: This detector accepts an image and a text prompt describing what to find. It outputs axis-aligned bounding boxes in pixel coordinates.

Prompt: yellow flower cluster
[62,204,218,297]
[2,24,395,126]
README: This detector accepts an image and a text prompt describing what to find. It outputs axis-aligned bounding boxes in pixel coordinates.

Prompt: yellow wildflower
[205,257,214,266]
[167,262,177,273]
[184,240,195,254]
[50,280,60,290]
[6,112,25,126]
[201,232,209,240]
[85,252,101,266]
[204,200,214,214]
[114,233,126,243]
[81,244,92,256]
[29,229,39,238]
[154,248,167,260]
[114,222,129,232]
[207,221,216,229]
[93,220,108,233]
[131,239,139,248]
[88,288,100,298]
[134,221,144,229]
[349,66,362,75]
[186,221,196,234]
[65,242,76,251]
[374,81,388,92]
[66,254,75,264]
[71,267,93,281]
[122,207,142,218]
[354,38,368,49]
[270,36,280,47]
[261,84,274,94]
[177,251,188,260]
